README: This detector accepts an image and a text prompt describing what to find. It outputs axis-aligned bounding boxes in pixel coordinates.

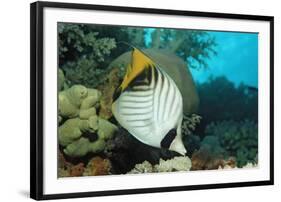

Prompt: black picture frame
[30,1,274,200]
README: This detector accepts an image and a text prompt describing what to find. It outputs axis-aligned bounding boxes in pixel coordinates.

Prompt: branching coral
[128,156,192,174]
[205,120,258,167]
[182,114,202,135]
[58,23,117,88]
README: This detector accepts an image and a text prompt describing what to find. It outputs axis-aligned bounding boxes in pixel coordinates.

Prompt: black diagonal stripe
[131,86,152,92]
[112,87,121,102]
[131,123,153,128]
[120,105,153,109]
[121,111,151,116]
[122,99,152,104]
[146,64,153,85]
[152,66,158,89]
[127,118,151,122]
[163,74,170,119]
[125,93,153,97]
[157,69,165,120]
[161,128,177,149]
[167,80,176,116]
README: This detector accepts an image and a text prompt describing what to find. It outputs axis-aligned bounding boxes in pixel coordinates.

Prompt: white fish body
[112,48,186,155]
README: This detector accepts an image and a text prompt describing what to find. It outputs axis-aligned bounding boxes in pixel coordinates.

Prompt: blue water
[190,31,258,87]
[145,29,258,88]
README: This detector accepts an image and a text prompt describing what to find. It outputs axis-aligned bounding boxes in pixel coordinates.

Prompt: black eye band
[112,87,121,102]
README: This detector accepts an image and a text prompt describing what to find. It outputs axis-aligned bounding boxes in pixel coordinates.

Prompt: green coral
[58,23,117,88]
[64,135,104,157]
[200,135,225,156]
[58,83,118,157]
[61,117,117,157]
[58,85,101,118]
[205,120,258,167]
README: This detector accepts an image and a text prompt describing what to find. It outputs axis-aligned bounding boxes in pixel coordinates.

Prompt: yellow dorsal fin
[120,48,155,91]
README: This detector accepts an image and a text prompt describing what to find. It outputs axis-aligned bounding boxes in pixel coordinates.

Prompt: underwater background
[57,23,258,177]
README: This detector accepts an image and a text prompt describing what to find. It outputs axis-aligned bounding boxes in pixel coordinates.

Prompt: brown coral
[98,68,121,119]
[83,156,111,176]
[69,163,85,177]
[58,151,85,177]
[191,148,225,170]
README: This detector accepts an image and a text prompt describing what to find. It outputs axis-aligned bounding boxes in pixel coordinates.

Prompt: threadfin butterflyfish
[112,48,186,155]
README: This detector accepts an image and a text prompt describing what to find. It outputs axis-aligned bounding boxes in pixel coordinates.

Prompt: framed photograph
[30,1,274,200]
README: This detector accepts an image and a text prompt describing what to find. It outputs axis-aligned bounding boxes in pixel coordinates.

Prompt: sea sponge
[83,156,112,176]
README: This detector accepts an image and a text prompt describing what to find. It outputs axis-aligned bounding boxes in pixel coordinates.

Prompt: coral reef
[83,156,112,176]
[128,156,192,174]
[205,120,258,167]
[58,84,118,157]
